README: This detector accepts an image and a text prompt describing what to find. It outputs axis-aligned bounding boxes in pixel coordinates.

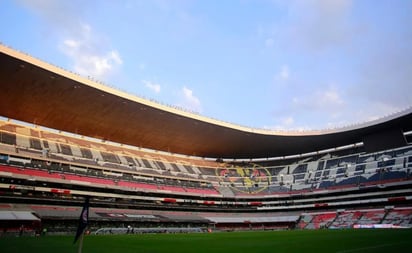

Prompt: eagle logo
[216,165,271,194]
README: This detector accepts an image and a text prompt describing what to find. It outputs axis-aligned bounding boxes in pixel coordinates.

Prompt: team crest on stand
[216,165,271,194]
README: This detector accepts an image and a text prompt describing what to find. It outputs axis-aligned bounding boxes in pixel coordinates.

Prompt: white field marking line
[336,241,410,253]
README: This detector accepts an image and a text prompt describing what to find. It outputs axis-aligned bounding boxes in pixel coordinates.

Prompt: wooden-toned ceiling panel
[1,46,412,158]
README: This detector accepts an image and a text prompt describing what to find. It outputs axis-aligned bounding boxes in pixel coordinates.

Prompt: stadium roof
[1,44,412,159]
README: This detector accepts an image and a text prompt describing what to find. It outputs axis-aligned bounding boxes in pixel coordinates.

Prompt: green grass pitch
[1,229,411,253]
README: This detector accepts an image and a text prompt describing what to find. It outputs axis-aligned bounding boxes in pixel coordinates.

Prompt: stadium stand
[1,118,412,233]
[0,44,412,234]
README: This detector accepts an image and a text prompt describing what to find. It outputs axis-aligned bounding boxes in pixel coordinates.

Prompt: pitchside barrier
[353,224,410,229]
[94,227,205,235]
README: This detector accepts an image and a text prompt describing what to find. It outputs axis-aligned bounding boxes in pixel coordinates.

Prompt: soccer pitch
[1,229,411,253]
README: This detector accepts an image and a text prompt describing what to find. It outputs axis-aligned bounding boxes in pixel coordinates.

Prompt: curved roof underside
[1,44,412,159]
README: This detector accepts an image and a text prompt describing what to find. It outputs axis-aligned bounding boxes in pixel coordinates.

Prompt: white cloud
[294,0,352,51]
[18,0,80,33]
[138,63,146,71]
[269,85,347,129]
[109,51,122,65]
[279,65,289,80]
[63,39,79,48]
[142,80,161,93]
[268,0,353,52]
[353,102,403,124]
[317,89,344,107]
[267,0,411,129]
[292,86,344,109]
[180,86,201,112]
[266,115,312,131]
[265,38,274,48]
[281,116,294,126]
[17,0,122,80]
[60,25,123,79]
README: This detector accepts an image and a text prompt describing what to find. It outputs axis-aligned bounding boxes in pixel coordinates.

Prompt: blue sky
[1,0,411,130]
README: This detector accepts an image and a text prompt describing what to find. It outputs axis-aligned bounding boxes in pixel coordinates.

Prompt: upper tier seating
[1,119,412,198]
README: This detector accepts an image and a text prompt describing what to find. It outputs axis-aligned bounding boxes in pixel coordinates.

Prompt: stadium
[0,41,412,244]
